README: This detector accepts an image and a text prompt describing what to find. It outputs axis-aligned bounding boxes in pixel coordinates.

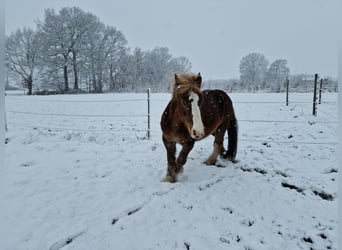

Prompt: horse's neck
[169,98,178,112]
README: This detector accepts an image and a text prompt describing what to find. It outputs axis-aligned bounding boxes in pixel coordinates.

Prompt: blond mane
[172,73,202,98]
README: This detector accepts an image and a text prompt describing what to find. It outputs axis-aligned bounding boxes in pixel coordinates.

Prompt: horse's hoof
[204,159,216,166]
[162,175,177,183]
[231,159,239,164]
[176,166,184,174]
[222,154,239,163]
[226,158,239,163]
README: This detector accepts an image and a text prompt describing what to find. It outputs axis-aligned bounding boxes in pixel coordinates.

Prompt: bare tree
[38,7,97,92]
[82,22,128,93]
[239,53,268,92]
[5,28,41,95]
[7,6,193,94]
[170,56,192,74]
[266,59,289,92]
[143,47,174,91]
[105,27,128,91]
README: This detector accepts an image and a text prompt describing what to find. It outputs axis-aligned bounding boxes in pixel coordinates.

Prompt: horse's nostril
[192,129,203,139]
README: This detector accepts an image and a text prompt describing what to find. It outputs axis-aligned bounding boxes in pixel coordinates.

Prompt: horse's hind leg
[223,118,238,162]
[204,126,226,165]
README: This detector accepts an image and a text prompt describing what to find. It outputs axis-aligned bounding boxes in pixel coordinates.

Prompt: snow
[3,91,338,250]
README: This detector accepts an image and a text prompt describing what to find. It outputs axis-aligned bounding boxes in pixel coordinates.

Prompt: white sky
[5,0,342,79]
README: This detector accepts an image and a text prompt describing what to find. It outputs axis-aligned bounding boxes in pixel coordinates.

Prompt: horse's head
[173,73,205,140]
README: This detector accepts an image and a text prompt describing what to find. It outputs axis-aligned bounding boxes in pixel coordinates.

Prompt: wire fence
[5,90,338,146]
[7,110,147,118]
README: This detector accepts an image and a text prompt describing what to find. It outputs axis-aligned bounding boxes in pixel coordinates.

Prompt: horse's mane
[172,73,202,98]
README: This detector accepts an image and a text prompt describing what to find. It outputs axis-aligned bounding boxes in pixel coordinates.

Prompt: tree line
[6,7,337,95]
[239,53,289,92]
[205,52,337,93]
[5,7,192,95]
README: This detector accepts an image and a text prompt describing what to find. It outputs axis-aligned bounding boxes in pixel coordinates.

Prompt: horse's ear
[175,74,180,86]
[196,72,202,86]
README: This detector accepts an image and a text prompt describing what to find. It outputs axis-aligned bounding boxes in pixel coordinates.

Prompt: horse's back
[202,89,235,118]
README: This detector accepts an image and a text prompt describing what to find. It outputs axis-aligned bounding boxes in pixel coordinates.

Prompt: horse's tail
[226,117,238,162]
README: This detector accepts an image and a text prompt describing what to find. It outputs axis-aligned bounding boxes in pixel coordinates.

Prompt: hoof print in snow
[219,237,230,244]
[127,207,142,216]
[254,168,267,175]
[222,207,233,214]
[318,233,327,240]
[216,164,227,168]
[247,220,254,227]
[111,218,118,225]
[21,161,35,167]
[312,190,334,201]
[302,236,313,244]
[49,231,84,250]
[281,182,304,193]
[240,167,267,175]
[262,142,271,148]
[275,170,289,177]
[241,219,255,227]
[184,242,191,250]
[323,168,338,174]
[198,176,224,191]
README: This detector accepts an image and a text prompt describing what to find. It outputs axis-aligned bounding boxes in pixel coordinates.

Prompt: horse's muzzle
[191,128,205,140]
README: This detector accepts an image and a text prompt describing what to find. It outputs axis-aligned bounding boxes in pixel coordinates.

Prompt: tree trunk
[109,66,114,91]
[72,51,79,90]
[27,75,33,95]
[92,73,96,93]
[63,54,69,92]
[97,73,103,93]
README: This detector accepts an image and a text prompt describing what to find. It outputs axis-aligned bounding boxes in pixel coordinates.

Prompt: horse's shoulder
[161,100,177,126]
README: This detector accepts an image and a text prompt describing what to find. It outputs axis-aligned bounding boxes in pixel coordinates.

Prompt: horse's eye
[189,98,193,103]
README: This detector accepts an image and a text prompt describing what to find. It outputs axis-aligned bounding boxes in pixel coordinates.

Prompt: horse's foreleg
[176,141,194,174]
[162,137,177,183]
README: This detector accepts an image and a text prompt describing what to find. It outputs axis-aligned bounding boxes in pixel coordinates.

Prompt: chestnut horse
[160,73,238,183]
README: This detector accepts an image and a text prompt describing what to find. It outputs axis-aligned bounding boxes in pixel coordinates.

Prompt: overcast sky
[5,0,342,79]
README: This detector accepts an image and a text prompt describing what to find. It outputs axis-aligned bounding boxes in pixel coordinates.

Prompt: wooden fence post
[147,88,151,139]
[318,78,323,104]
[312,74,318,116]
[285,78,289,106]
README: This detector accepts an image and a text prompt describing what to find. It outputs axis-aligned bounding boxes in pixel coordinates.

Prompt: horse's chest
[163,123,191,143]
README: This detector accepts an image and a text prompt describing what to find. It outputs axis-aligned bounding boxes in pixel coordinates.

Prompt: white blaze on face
[189,92,205,139]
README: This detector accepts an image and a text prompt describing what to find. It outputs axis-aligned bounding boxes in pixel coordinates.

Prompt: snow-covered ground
[3,91,338,250]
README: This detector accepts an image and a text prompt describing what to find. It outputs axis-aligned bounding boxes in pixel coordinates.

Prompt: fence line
[7,110,338,124]
[8,123,147,133]
[5,89,338,144]
[7,110,147,118]
[239,138,337,146]
[153,99,337,105]
[7,123,337,146]
[5,97,147,103]
[238,119,337,124]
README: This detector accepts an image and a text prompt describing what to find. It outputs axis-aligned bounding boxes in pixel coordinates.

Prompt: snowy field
[3,91,338,250]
